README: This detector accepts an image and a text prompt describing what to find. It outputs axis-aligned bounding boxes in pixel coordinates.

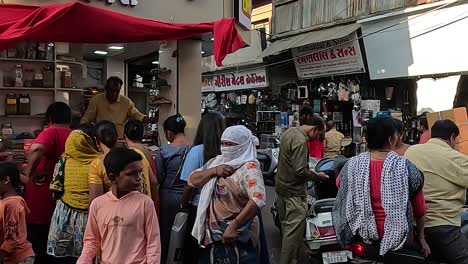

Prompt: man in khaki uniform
[405,120,468,264]
[275,116,328,264]
[324,121,344,158]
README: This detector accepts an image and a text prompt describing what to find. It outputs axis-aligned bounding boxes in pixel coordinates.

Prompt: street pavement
[262,185,282,264]
[262,185,311,264]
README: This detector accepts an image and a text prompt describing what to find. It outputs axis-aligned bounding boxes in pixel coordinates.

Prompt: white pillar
[178,40,202,143]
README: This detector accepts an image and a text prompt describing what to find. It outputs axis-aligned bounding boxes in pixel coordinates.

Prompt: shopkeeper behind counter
[81,76,155,138]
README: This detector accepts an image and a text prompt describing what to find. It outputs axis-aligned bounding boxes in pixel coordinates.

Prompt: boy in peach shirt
[78,147,161,264]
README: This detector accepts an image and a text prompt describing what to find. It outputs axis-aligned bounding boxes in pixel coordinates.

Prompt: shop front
[0,1,246,164]
[201,66,278,142]
[358,0,468,143]
[261,24,372,150]
[261,20,429,154]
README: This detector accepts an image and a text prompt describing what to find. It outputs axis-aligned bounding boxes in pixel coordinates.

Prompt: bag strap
[160,146,190,188]
[174,147,190,183]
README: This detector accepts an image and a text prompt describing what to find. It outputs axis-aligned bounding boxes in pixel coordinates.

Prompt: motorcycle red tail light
[347,243,367,258]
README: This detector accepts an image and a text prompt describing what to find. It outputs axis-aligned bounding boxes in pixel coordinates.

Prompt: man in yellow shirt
[324,121,344,158]
[81,76,154,138]
[405,120,468,264]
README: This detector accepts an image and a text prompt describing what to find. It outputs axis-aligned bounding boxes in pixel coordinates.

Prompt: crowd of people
[0,76,467,264]
[0,90,269,263]
[275,110,468,264]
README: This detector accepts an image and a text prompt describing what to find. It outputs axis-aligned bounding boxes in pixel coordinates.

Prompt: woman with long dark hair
[179,112,225,263]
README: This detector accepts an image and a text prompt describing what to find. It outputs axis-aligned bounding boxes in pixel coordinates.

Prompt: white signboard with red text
[292,32,365,79]
[201,68,268,92]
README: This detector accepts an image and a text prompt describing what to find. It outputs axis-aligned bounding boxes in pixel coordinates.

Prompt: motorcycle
[257,146,279,186]
[306,157,349,264]
[308,157,468,264]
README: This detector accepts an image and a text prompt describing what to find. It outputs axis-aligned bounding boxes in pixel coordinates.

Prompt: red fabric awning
[0,2,244,66]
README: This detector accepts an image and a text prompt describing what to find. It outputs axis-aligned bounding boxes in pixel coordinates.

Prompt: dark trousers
[27,224,50,264]
[198,241,257,264]
[27,223,78,264]
[425,225,468,264]
[182,205,199,264]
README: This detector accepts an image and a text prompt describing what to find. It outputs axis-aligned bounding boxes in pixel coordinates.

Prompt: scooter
[257,146,279,186]
[308,157,468,264]
[305,157,349,264]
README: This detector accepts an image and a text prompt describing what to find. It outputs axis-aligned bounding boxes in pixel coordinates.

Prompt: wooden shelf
[0,115,45,118]
[150,68,171,74]
[56,60,84,67]
[0,87,54,91]
[149,100,172,105]
[129,88,147,93]
[0,58,54,63]
[56,88,84,92]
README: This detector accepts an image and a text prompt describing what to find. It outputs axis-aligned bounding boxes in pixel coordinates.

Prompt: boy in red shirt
[0,162,35,264]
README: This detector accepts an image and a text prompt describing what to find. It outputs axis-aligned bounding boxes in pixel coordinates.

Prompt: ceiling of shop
[83,41,159,61]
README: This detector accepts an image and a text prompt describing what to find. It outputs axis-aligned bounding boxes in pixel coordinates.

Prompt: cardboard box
[458,123,468,143]
[427,107,468,128]
[456,140,468,155]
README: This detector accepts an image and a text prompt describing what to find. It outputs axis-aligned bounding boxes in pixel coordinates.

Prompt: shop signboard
[90,0,139,7]
[201,67,268,92]
[234,0,252,30]
[292,32,365,79]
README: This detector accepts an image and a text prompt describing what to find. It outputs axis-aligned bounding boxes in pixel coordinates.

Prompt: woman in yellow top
[47,124,101,261]
[88,120,152,206]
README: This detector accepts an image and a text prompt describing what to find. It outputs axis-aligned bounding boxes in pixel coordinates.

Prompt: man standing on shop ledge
[81,76,154,138]
[324,120,344,158]
[276,115,328,264]
[405,120,468,264]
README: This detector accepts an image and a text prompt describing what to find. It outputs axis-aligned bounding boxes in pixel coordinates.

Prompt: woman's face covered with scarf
[217,125,259,168]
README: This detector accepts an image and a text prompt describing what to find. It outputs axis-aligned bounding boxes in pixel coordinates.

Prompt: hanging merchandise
[326,82,337,101]
[385,86,394,100]
[318,83,327,96]
[206,93,217,109]
[248,93,256,104]
[338,81,350,101]
[220,93,226,106]
[351,93,361,110]
[241,94,247,105]
[235,94,241,105]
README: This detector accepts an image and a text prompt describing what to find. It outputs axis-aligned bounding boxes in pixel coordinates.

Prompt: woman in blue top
[180,112,225,264]
[156,114,191,264]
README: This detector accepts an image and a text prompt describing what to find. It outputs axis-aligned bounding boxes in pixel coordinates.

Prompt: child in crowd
[0,162,35,264]
[78,147,161,264]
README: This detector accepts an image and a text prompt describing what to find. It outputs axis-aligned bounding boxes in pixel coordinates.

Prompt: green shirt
[275,127,317,198]
[81,93,145,138]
